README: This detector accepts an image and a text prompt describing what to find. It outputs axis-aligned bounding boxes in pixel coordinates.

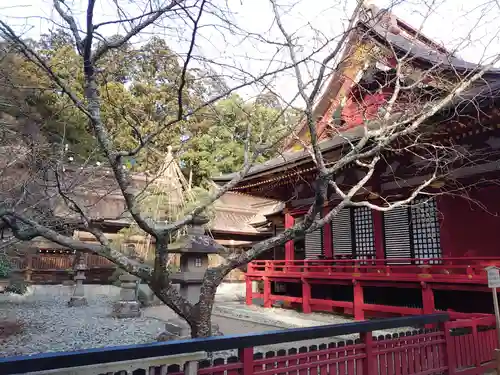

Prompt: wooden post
[422,283,435,313]
[239,347,254,375]
[263,277,271,308]
[284,213,295,262]
[442,321,456,375]
[485,266,500,370]
[493,287,500,344]
[183,360,198,375]
[323,206,333,258]
[245,277,253,306]
[492,287,500,372]
[372,210,385,260]
[24,254,33,284]
[422,283,435,329]
[302,278,312,314]
[353,281,364,321]
[361,332,375,375]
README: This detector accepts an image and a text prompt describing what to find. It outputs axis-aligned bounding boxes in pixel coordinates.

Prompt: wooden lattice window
[331,206,375,260]
[353,206,375,260]
[383,197,442,264]
[410,198,442,264]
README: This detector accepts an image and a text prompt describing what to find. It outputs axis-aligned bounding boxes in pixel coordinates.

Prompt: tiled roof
[211,209,260,234]
[211,192,281,234]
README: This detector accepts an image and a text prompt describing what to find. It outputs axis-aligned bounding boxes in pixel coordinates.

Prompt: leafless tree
[0,0,499,337]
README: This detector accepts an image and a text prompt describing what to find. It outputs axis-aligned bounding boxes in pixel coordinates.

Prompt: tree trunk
[189,314,212,338]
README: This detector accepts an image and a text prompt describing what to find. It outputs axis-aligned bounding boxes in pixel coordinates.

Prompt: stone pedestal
[68,253,87,307]
[113,273,141,318]
[156,320,222,341]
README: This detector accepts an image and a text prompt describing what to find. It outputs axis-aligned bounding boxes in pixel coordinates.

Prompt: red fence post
[353,281,364,321]
[422,283,435,328]
[361,332,375,375]
[422,283,435,314]
[470,320,482,371]
[245,277,253,306]
[301,278,312,314]
[263,277,271,308]
[239,347,254,375]
[442,321,457,375]
[284,213,295,264]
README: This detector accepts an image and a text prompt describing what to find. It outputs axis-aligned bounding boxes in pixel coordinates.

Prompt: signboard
[486,266,500,288]
[485,266,500,351]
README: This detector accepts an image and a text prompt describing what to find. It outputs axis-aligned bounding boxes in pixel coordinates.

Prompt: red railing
[4,314,497,375]
[149,331,448,375]
[129,318,494,375]
[247,257,500,282]
[445,316,498,374]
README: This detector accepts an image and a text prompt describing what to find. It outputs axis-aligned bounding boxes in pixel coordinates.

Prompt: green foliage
[181,94,296,185]
[5,279,28,295]
[0,253,12,278]
[1,29,297,186]
[0,254,26,294]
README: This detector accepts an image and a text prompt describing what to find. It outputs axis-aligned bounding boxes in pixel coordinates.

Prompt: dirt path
[143,301,413,356]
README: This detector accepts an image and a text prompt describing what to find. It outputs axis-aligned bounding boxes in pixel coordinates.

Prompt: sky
[1,0,499,103]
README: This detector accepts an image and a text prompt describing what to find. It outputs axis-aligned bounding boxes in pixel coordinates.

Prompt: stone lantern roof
[167,214,221,254]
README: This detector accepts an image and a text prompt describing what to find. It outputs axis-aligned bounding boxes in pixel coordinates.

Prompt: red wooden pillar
[285,213,295,261]
[239,347,254,375]
[372,210,385,260]
[353,281,364,320]
[422,282,435,314]
[263,276,271,308]
[323,206,333,257]
[302,278,312,314]
[442,321,457,375]
[361,332,375,375]
[245,277,253,306]
[422,282,435,329]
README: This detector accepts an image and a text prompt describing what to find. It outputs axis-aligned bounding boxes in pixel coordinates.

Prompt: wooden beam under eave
[73,230,149,244]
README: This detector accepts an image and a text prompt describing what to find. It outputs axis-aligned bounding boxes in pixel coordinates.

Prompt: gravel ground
[0,285,165,358]
[0,284,415,361]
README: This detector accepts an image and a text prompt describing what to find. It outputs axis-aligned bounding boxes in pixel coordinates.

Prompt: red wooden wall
[438,185,500,258]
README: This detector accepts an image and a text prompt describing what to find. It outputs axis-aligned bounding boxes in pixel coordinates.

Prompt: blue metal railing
[0,313,449,375]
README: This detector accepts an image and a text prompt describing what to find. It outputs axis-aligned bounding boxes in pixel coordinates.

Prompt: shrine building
[213,2,500,319]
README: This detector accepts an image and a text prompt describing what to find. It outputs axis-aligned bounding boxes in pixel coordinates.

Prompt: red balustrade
[245,257,500,319]
[445,316,498,374]
[146,318,496,375]
[3,314,496,375]
[247,257,500,283]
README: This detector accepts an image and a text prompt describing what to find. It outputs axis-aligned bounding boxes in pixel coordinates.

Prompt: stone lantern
[168,214,220,305]
[112,273,141,318]
[157,214,221,339]
[68,252,87,307]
